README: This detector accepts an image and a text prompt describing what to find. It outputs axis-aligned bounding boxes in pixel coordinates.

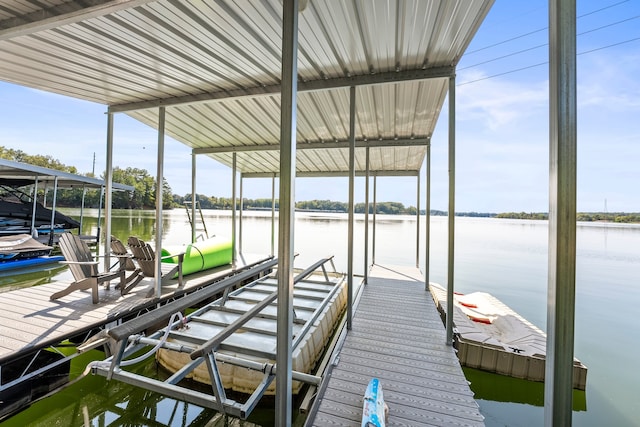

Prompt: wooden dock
[0,253,272,367]
[307,264,485,427]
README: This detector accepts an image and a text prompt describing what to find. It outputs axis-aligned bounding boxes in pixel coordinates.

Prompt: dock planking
[0,253,272,363]
[308,264,485,427]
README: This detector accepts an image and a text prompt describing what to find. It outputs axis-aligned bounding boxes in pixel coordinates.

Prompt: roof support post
[48,176,59,246]
[275,0,298,423]
[372,175,377,265]
[271,174,276,257]
[154,106,166,299]
[239,173,244,255]
[231,152,237,266]
[364,146,370,285]
[347,85,356,331]
[446,74,456,346]
[80,185,87,236]
[425,140,431,290]
[30,178,38,237]
[546,0,577,424]
[97,186,104,252]
[191,151,197,243]
[104,112,114,268]
[416,172,420,268]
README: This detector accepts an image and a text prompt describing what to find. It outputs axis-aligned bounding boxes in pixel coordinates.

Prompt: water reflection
[464,367,586,411]
[1,352,266,427]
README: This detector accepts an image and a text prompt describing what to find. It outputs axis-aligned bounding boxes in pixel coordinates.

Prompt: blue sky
[0,0,638,213]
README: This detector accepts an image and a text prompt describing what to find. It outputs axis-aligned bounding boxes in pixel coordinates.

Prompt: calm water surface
[1,210,638,426]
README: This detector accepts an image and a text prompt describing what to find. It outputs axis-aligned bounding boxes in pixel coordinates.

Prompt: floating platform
[161,235,233,277]
[429,283,587,390]
[157,262,346,395]
[92,257,346,420]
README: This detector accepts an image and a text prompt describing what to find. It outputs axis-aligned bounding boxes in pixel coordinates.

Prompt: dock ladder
[184,200,208,240]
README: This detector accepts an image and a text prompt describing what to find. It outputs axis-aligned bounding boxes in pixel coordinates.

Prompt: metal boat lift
[92,257,344,420]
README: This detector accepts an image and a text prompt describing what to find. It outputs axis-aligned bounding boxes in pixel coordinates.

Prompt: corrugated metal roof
[0,0,494,176]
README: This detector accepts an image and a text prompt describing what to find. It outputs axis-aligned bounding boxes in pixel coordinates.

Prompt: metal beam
[239,173,243,255]
[271,174,276,257]
[191,152,196,243]
[240,169,420,179]
[154,106,166,299]
[364,146,370,285]
[446,75,455,346]
[372,175,377,265]
[0,0,154,40]
[545,0,577,425]
[103,113,114,269]
[425,140,431,290]
[108,67,453,113]
[232,153,237,265]
[275,0,298,423]
[193,138,428,154]
[347,85,356,331]
[416,174,420,268]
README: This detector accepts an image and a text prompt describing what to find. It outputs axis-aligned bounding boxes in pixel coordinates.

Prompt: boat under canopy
[0,183,80,236]
[429,283,588,390]
[0,233,65,272]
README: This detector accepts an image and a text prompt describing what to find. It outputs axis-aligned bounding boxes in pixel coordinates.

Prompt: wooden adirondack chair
[110,236,144,295]
[126,236,184,293]
[51,233,126,304]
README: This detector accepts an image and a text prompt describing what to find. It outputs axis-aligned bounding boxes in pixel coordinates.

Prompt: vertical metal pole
[546,0,577,424]
[271,173,276,257]
[364,146,370,284]
[231,152,237,266]
[30,179,38,237]
[49,180,57,229]
[97,186,104,254]
[276,0,298,423]
[446,74,456,345]
[104,112,114,270]
[48,177,59,246]
[347,85,356,331]
[80,185,86,236]
[372,175,377,265]
[191,151,197,243]
[416,173,420,268]
[425,139,431,290]
[239,173,244,255]
[154,106,166,299]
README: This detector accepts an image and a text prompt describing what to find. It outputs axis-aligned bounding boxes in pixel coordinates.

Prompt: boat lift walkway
[307,264,485,426]
[0,252,273,415]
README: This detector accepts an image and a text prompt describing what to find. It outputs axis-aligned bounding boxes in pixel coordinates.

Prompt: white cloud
[456,69,548,131]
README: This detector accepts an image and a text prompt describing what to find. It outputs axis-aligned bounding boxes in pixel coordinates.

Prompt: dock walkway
[307,264,485,426]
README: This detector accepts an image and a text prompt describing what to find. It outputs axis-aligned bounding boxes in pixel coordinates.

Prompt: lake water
[1,210,638,426]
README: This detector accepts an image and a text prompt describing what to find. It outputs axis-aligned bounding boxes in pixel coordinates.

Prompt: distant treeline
[2,148,639,223]
[178,196,420,215]
[496,212,640,223]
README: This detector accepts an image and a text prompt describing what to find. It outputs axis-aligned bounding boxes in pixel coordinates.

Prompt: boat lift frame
[92,257,342,420]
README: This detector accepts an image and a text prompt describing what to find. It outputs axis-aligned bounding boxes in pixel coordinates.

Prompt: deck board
[308,264,484,427]
[0,253,271,363]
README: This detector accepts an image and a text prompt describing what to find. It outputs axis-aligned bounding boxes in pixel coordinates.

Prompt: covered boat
[0,234,64,272]
[429,283,587,390]
[0,183,80,236]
